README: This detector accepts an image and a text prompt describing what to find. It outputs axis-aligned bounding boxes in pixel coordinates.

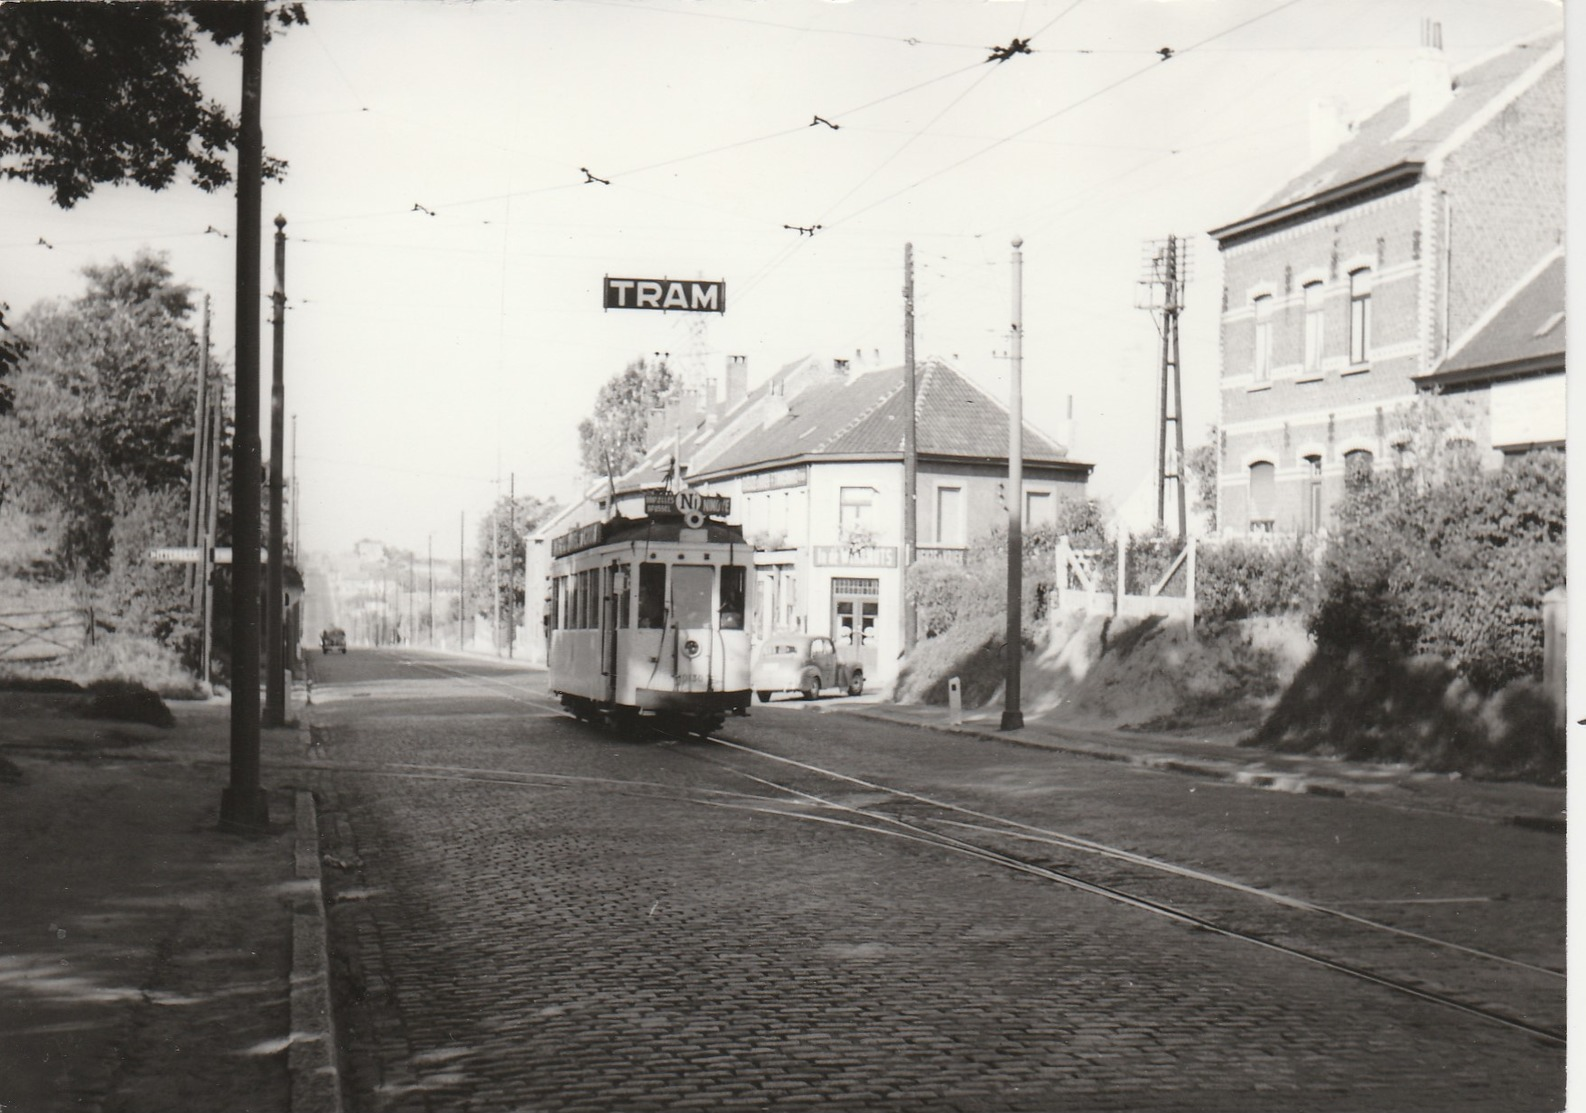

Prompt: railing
[0,608,93,662]
[1052,534,1197,633]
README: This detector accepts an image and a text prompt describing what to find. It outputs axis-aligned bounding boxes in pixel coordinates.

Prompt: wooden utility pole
[902,243,918,654]
[1000,237,1025,732]
[220,0,268,834]
[265,214,287,728]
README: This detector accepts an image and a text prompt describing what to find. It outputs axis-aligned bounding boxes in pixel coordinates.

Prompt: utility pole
[1138,235,1191,539]
[221,0,268,834]
[1000,237,1025,733]
[492,490,502,656]
[508,472,516,660]
[185,297,211,608]
[265,214,287,728]
[902,243,918,654]
[290,413,298,558]
[200,392,221,688]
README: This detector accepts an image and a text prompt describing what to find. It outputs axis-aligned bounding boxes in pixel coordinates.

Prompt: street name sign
[147,547,267,565]
[604,277,725,314]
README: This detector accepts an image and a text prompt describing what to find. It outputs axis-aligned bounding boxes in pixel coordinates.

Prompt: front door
[830,577,880,678]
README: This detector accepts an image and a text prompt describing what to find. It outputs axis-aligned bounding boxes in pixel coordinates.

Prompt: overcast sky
[0,0,1565,556]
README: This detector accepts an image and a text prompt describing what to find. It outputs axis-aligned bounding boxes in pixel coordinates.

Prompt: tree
[0,2,305,209]
[468,494,560,632]
[576,356,676,480]
[6,251,207,577]
[1185,428,1219,534]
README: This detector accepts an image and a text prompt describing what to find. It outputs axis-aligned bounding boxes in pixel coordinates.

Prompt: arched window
[1303,455,1323,533]
[1248,460,1276,533]
[1344,449,1374,491]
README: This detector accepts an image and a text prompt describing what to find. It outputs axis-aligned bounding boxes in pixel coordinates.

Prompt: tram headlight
[683,638,701,658]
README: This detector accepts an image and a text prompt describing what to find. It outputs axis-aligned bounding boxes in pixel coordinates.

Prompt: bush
[61,633,206,699]
[83,678,175,727]
[1311,451,1564,694]
[1197,538,1318,622]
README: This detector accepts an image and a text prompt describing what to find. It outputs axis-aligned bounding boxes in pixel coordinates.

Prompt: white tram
[546,493,752,732]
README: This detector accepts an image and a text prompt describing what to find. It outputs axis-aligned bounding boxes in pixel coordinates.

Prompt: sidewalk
[832,700,1566,832]
[0,684,338,1113]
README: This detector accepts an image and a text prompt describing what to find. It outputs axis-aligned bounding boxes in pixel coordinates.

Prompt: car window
[770,644,798,655]
[813,638,831,656]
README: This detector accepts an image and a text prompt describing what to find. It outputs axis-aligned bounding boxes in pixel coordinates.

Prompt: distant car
[320,627,347,654]
[751,632,864,702]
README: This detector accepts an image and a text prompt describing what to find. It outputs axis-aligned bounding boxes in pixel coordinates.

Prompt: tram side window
[582,569,596,628]
[565,574,577,629]
[549,578,561,631]
[638,562,667,628]
[616,564,631,629]
[719,565,745,630]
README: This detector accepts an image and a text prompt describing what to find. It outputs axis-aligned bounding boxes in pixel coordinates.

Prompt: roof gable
[1430,251,1564,381]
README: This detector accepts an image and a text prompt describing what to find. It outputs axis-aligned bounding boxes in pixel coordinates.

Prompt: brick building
[1209,30,1564,535]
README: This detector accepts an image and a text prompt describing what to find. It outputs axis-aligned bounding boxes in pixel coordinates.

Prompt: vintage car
[320,627,347,654]
[751,632,864,702]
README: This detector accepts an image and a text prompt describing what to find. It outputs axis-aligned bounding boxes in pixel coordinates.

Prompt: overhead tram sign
[604,277,725,314]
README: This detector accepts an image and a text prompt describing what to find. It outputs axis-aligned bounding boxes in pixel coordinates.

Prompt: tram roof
[552,514,748,559]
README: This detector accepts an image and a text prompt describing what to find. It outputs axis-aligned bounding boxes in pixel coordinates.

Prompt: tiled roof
[697,360,1080,477]
[1233,31,1562,226]
[1430,252,1564,380]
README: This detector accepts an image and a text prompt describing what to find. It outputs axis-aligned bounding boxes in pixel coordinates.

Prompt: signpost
[604,277,725,314]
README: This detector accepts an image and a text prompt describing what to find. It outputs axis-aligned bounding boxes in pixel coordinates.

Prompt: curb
[835,706,1563,830]
[290,787,343,1113]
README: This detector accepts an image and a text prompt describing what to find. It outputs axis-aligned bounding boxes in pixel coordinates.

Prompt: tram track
[673,728,1565,1049]
[310,654,1565,1048]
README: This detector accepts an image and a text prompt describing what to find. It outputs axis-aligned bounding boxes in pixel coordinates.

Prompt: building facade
[1209,31,1564,535]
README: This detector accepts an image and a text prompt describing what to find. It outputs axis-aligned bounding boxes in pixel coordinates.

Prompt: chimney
[725,354,748,408]
[1309,97,1349,162]
[1407,20,1453,131]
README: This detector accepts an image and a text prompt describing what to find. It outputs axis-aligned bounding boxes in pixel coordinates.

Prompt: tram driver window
[637,563,667,628]
[671,565,713,628]
[719,565,745,630]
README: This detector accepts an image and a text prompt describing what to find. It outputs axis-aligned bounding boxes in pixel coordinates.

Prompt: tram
[546,490,752,733]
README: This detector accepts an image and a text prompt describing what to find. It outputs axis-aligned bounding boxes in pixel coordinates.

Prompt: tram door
[602,566,621,704]
[830,577,880,678]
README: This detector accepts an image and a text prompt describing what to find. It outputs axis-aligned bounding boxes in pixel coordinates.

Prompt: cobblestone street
[307,651,1564,1112]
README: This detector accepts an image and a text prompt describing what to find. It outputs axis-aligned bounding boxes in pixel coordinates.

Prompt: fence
[1052,534,1196,633]
[0,608,94,663]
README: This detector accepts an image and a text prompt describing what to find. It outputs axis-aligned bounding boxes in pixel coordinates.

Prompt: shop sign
[552,522,605,558]
[741,466,808,493]
[813,545,898,568]
[643,489,732,518]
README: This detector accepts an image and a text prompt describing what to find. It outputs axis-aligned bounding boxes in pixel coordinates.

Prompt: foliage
[1311,449,1564,694]
[1197,537,1317,622]
[6,251,207,577]
[100,481,198,653]
[910,512,1103,639]
[1185,428,1218,533]
[468,494,560,625]
[1249,648,1562,784]
[576,356,676,479]
[0,1,305,209]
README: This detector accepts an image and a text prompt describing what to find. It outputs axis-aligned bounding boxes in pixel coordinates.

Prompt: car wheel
[757,690,772,703]
[800,674,820,701]
[846,671,864,697]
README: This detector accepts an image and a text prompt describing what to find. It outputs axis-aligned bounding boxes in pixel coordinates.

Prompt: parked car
[751,632,864,702]
[320,627,347,654]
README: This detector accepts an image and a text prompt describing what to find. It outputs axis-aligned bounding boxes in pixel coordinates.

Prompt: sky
[0,0,1566,557]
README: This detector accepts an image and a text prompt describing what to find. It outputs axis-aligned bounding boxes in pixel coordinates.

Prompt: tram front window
[638,563,666,628]
[670,565,714,628]
[719,565,745,630]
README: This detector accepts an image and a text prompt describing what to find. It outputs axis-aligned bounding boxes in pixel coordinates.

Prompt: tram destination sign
[603,277,725,314]
[645,489,731,519]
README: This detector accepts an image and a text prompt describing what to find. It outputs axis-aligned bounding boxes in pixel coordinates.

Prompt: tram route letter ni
[604,277,725,314]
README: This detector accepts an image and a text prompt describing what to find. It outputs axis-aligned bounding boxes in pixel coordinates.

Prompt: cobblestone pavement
[306,650,1564,1113]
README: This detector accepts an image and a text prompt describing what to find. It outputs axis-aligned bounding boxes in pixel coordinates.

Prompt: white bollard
[948,676,963,727]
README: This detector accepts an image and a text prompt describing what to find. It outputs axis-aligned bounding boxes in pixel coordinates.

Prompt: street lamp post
[1000,237,1025,732]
